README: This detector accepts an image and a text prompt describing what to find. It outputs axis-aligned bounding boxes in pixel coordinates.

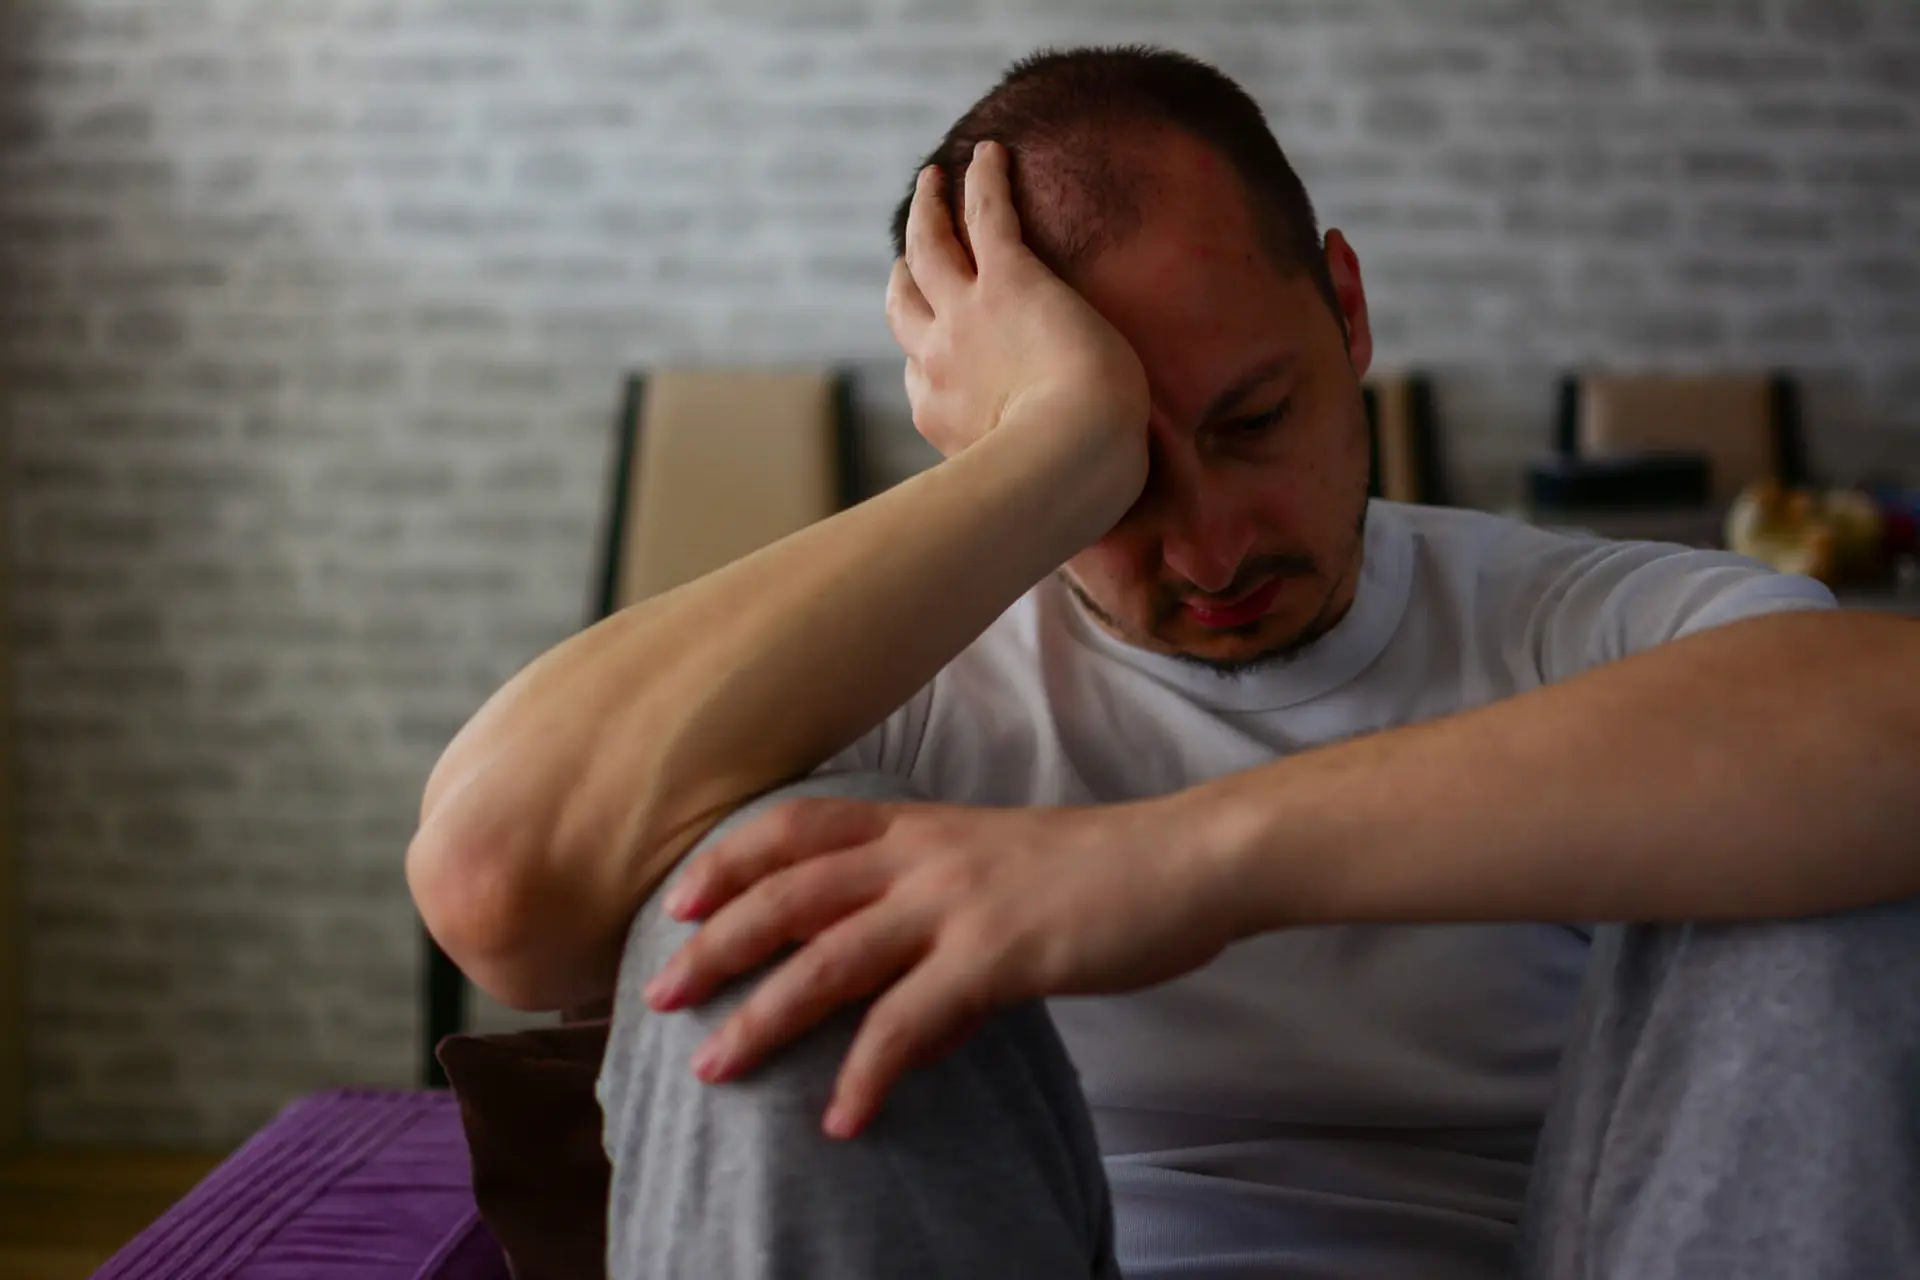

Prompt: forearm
[411,416,1137,1009]
[1199,611,1920,934]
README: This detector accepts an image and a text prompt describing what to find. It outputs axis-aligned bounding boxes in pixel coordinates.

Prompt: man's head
[892,46,1377,675]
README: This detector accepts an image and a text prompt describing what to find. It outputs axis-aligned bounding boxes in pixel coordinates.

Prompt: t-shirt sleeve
[1529,538,1836,685]
[811,679,936,780]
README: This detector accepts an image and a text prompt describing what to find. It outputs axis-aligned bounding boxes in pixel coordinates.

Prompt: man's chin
[1156,616,1317,674]
[1063,573,1327,674]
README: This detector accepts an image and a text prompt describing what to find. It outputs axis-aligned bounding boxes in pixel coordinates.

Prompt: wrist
[1169,763,1350,941]
[997,403,1147,530]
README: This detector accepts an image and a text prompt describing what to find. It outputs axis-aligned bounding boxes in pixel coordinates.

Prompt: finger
[665,798,888,921]
[823,954,986,1139]
[903,164,971,304]
[646,852,886,1011]
[691,904,928,1085]
[884,258,932,352]
[962,140,1023,272]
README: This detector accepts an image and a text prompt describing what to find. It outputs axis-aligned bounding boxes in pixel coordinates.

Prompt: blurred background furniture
[1524,370,1808,547]
[1557,371,1807,504]
[83,1091,505,1280]
[2,464,18,1156]
[1364,371,1447,506]
[1523,370,1920,615]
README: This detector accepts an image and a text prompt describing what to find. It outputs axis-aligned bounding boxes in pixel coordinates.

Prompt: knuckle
[729,999,771,1045]
[723,906,776,959]
[924,857,982,901]
[677,932,717,976]
[761,874,818,936]
[765,798,815,843]
[760,871,801,915]
[802,939,860,994]
[937,912,991,955]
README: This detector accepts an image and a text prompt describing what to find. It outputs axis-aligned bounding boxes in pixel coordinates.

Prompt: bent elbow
[406,822,559,1013]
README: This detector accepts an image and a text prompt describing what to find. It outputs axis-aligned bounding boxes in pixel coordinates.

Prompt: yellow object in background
[1726,480,1885,586]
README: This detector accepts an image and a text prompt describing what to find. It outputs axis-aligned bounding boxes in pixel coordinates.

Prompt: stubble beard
[1060,497,1370,679]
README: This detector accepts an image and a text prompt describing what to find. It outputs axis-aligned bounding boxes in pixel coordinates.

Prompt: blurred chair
[1555,371,1808,505]
[596,368,862,613]
[0,463,15,1151]
[422,366,861,1084]
[1363,371,1447,505]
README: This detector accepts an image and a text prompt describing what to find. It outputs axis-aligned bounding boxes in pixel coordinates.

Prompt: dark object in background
[1526,452,1711,511]
[438,1022,614,1280]
[1363,371,1447,505]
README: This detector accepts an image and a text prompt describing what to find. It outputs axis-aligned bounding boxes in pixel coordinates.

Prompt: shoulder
[1378,501,1834,681]
[1381,501,1603,627]
[1384,501,1599,580]
[1385,500,1825,612]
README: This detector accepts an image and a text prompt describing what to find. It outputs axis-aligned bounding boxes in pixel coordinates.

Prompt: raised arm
[405,143,1150,1012]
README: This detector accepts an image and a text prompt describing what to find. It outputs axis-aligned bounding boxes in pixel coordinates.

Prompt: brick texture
[2,0,1918,1144]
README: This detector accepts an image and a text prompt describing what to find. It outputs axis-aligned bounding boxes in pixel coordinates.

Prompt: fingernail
[692,1040,729,1083]
[822,1101,856,1139]
[972,139,988,160]
[644,971,682,1010]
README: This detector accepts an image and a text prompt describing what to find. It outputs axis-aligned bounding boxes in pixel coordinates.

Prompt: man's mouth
[1182,578,1286,630]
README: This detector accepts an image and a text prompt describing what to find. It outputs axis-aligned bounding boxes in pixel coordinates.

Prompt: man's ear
[1323,229,1372,380]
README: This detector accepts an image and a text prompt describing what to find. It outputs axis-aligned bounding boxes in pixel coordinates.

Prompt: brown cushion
[437,1022,613,1280]
[1577,374,1776,504]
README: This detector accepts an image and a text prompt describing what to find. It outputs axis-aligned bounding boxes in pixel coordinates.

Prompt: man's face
[1057,137,1376,673]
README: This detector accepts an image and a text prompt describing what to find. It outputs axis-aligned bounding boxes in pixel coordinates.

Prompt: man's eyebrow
[1195,352,1298,428]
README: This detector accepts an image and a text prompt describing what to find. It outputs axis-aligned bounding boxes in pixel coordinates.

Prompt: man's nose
[1160,489,1256,597]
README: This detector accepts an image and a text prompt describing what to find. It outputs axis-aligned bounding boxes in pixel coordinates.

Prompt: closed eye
[1213,399,1291,441]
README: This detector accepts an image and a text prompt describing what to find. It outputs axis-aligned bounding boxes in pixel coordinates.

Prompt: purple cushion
[94,1088,510,1280]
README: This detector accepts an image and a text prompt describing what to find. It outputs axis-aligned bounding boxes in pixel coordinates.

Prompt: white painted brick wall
[2,0,1917,1144]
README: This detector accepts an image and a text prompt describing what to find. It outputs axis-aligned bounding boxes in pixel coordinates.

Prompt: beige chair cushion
[615,369,841,608]
[1577,374,1775,505]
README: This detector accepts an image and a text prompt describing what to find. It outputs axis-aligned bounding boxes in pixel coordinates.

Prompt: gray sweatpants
[597,773,1920,1278]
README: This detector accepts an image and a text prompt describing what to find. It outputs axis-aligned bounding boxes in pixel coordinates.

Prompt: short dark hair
[889,45,1337,310]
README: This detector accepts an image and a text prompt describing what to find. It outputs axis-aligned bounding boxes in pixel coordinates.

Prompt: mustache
[1166,553,1318,604]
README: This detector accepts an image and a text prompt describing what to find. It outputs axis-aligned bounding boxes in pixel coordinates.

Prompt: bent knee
[600,772,924,1104]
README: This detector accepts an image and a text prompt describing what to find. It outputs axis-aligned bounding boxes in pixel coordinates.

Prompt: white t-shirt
[825,500,1835,1278]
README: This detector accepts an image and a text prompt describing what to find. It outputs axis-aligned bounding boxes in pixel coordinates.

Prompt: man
[409,48,1920,1278]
